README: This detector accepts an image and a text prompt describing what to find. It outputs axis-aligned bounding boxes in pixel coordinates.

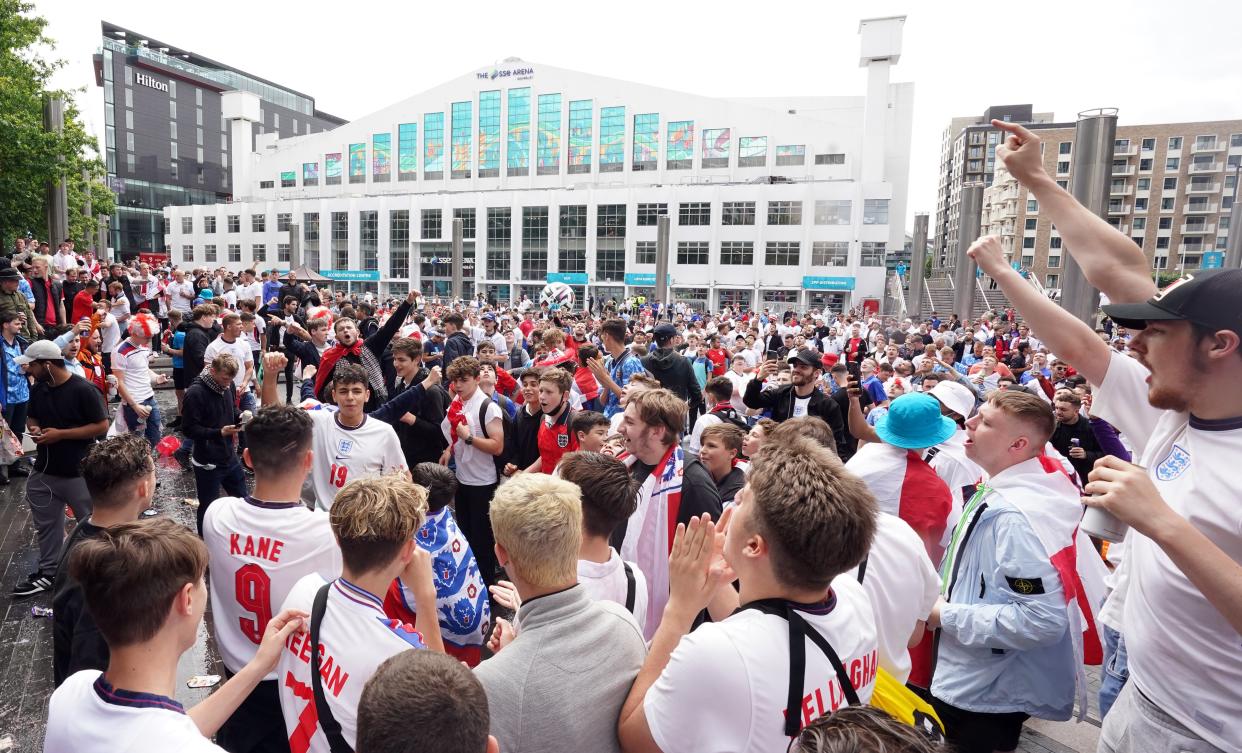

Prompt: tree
[0,0,111,252]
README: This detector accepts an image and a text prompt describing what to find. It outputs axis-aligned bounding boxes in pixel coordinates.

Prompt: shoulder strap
[856,556,868,584]
[311,583,354,753]
[477,400,490,440]
[744,599,859,738]
[622,560,636,613]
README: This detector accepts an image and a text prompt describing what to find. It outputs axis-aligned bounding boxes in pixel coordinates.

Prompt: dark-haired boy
[570,410,610,454]
[46,518,306,752]
[383,462,491,667]
[560,451,650,634]
[203,405,341,753]
[503,368,543,477]
[357,651,498,753]
[695,423,747,506]
[52,434,156,685]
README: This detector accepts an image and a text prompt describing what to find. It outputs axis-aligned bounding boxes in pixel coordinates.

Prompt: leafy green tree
[0,0,111,251]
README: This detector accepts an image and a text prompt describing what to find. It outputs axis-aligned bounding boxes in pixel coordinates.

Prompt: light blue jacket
[933,495,1076,720]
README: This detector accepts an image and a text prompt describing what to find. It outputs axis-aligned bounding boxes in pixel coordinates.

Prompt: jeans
[1099,625,1130,719]
[26,473,92,573]
[192,458,247,535]
[1099,682,1221,753]
[122,396,162,448]
[3,401,28,466]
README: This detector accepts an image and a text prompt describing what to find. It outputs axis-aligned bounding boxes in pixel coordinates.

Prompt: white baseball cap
[929,380,976,421]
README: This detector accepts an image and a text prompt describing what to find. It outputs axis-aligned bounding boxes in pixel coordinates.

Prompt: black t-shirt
[53,519,107,686]
[511,404,544,471]
[28,374,108,477]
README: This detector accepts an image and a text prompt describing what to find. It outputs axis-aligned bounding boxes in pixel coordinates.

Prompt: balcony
[1186,181,1221,194]
[1111,164,1136,176]
[1191,141,1225,154]
[1114,145,1138,157]
[1107,204,1132,215]
[1184,202,1219,214]
[1180,223,1216,235]
[1115,224,1130,234]
[1177,243,1207,255]
[1110,184,1134,196]
[1188,161,1223,174]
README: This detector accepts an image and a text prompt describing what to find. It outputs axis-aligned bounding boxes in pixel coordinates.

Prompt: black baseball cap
[1102,268,1242,337]
[652,323,678,345]
[787,348,823,369]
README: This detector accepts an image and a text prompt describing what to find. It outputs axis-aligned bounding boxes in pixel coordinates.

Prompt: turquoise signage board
[802,276,856,291]
[318,270,381,281]
[546,272,589,285]
[624,272,671,286]
[1201,252,1224,269]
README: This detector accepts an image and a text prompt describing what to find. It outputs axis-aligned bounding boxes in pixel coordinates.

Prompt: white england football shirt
[309,410,406,510]
[45,670,221,752]
[1094,350,1242,752]
[114,340,154,402]
[645,576,877,753]
[276,575,426,753]
[203,496,342,676]
[577,549,650,636]
[833,513,938,684]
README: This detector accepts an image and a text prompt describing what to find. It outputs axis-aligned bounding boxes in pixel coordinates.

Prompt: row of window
[177,232,885,272]
[273,90,848,185]
[178,199,891,236]
[1110,134,1242,153]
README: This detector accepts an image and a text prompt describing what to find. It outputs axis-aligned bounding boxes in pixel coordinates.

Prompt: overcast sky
[36,0,1242,233]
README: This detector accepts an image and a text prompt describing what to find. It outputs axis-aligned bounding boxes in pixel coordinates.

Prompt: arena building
[164,16,913,312]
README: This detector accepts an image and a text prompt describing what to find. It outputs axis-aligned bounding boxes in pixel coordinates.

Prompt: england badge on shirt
[336,438,355,458]
[1156,444,1190,481]
[557,434,569,448]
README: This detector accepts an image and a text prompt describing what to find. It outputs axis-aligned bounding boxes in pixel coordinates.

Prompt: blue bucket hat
[874,393,957,450]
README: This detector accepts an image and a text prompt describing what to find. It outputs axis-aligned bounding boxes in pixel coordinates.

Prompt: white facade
[165,18,913,311]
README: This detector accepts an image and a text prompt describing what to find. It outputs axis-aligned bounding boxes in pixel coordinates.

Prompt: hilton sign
[134,71,169,92]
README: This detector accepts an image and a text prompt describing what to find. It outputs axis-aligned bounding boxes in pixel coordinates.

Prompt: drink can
[1080,504,1128,543]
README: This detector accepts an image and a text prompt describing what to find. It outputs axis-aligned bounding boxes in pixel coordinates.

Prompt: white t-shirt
[45,670,221,753]
[309,410,406,510]
[113,340,154,402]
[203,335,253,391]
[577,549,650,636]
[99,313,121,355]
[834,513,939,684]
[645,576,877,753]
[687,413,721,455]
[277,575,426,753]
[236,281,263,309]
[52,251,77,275]
[724,370,752,413]
[167,280,195,313]
[441,390,502,486]
[792,395,811,418]
[202,496,341,675]
[1093,350,1242,752]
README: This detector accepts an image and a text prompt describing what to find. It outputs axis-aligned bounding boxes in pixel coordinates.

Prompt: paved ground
[0,387,1103,751]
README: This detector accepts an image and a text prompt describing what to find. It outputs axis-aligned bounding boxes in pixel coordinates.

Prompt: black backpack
[709,405,749,431]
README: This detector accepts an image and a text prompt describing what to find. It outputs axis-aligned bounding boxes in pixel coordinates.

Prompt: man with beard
[968,119,1242,753]
[10,341,108,598]
[743,348,847,457]
[313,290,416,411]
